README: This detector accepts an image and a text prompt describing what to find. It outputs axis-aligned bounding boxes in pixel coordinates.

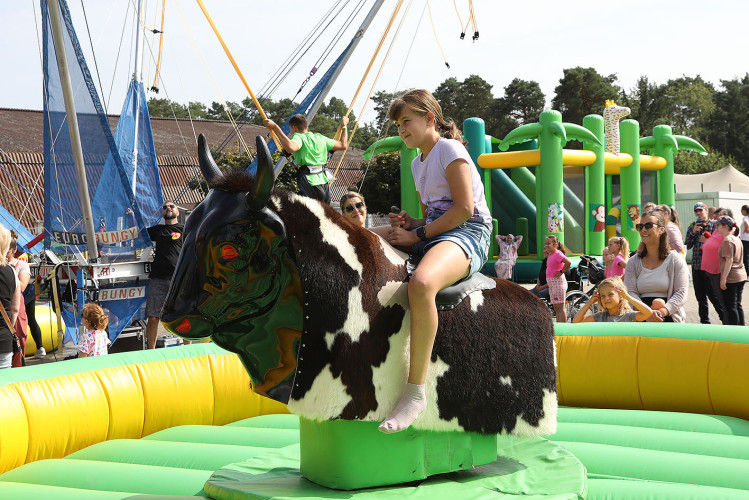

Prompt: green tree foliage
[674,145,736,175]
[455,75,495,125]
[661,76,715,138]
[357,152,401,214]
[499,78,545,125]
[620,76,668,136]
[552,67,620,125]
[147,98,189,118]
[205,101,244,120]
[433,77,461,122]
[710,74,749,170]
[371,90,403,132]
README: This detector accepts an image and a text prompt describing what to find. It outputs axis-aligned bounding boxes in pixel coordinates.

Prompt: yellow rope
[334,0,405,142]
[170,0,250,154]
[194,0,281,151]
[451,0,464,34]
[331,0,414,179]
[426,0,449,67]
[150,0,166,92]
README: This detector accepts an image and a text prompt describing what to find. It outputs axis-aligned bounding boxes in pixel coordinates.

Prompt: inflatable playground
[364,102,706,280]
[3,325,749,499]
[3,118,749,500]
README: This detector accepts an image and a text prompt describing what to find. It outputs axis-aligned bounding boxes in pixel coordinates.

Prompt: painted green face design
[205,218,303,402]
[165,213,303,404]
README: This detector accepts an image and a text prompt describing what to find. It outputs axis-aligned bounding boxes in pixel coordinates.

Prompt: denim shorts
[412,210,491,276]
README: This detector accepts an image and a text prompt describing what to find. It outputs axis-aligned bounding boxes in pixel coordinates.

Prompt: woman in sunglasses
[623,210,689,322]
[339,192,368,228]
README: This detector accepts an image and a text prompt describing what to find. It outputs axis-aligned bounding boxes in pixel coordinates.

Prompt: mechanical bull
[161,135,557,437]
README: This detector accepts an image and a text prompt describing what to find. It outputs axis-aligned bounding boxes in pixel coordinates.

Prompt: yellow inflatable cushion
[0,344,287,474]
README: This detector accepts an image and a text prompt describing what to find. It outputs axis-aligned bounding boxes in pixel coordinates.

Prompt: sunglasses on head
[162,204,176,210]
[635,222,661,231]
[344,202,365,213]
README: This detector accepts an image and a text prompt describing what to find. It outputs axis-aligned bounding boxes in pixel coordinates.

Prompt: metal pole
[308,0,386,119]
[274,0,386,178]
[131,0,145,194]
[47,0,98,262]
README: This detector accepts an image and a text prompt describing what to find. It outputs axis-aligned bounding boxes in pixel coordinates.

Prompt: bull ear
[197,134,221,185]
[246,135,275,210]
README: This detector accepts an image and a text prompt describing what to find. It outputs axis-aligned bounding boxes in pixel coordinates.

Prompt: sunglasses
[635,222,661,231]
[162,204,176,210]
[344,202,365,213]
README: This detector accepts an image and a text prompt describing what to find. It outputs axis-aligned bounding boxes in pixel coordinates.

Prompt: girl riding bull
[380,89,492,433]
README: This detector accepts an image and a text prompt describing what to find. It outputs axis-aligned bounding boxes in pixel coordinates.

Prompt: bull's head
[161,135,302,403]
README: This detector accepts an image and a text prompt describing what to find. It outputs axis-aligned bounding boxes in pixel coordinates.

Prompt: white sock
[378,382,427,434]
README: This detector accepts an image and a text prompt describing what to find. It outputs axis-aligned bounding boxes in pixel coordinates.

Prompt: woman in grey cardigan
[624,211,689,322]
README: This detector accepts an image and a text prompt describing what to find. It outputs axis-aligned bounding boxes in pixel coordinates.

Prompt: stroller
[578,255,606,286]
[561,255,607,321]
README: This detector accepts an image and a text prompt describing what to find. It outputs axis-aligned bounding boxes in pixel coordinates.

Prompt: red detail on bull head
[176,319,191,333]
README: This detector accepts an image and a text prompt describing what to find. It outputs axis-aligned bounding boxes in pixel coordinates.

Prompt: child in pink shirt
[605,236,629,278]
[544,235,572,322]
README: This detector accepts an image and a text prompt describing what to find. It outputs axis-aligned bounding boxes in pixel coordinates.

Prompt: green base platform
[205,431,586,499]
[299,418,497,490]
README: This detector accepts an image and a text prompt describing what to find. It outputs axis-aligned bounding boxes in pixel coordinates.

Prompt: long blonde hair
[597,276,632,315]
[387,89,462,141]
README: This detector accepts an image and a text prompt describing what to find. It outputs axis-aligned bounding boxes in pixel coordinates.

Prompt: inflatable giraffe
[603,99,631,154]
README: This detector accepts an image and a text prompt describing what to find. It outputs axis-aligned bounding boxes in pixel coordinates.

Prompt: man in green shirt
[263,114,349,204]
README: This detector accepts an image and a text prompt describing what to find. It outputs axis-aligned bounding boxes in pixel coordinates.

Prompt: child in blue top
[379,89,492,433]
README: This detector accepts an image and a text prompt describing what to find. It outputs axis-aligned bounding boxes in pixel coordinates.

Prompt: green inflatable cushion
[0,459,211,496]
[66,439,275,470]
[553,422,749,460]
[143,425,299,448]
[558,406,749,436]
[586,478,749,500]
[556,441,749,491]
[0,481,203,499]
[226,414,300,429]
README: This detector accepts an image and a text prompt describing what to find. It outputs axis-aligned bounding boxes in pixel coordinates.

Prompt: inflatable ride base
[299,418,496,489]
[205,419,586,499]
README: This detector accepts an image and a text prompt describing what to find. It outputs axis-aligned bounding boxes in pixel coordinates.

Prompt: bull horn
[197,134,222,185]
[246,135,275,210]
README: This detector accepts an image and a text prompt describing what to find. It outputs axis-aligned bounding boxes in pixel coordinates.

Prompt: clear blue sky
[2,0,747,126]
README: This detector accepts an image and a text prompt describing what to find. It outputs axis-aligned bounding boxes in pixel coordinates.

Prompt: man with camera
[685,202,724,323]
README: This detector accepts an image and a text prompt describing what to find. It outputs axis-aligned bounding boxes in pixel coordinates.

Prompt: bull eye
[220,244,239,261]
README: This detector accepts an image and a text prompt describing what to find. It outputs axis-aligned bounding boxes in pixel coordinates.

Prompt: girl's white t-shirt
[411,138,491,224]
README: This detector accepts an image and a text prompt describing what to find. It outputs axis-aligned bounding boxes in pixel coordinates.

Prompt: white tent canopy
[674,164,749,193]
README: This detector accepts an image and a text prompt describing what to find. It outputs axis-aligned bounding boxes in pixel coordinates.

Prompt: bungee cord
[357,1,427,194]
[331,0,414,180]
[426,0,450,68]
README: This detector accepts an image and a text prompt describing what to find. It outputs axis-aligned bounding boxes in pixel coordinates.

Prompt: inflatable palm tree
[639,125,707,206]
[499,110,601,258]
